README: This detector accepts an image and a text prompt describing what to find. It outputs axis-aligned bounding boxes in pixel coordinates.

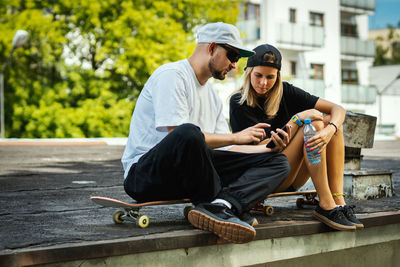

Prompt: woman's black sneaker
[313,206,356,231]
[340,205,364,229]
[188,203,256,244]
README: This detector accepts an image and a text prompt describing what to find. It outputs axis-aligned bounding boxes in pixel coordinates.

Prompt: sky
[369,0,400,29]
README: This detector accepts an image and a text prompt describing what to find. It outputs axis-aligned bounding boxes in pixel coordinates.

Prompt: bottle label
[304,133,321,164]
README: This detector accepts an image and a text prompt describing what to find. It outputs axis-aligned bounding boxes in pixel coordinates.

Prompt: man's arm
[167,122,271,149]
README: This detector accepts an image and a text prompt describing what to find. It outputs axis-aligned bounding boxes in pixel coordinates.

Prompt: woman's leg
[278,120,336,210]
[323,116,346,205]
[291,160,309,189]
[277,117,356,230]
[275,125,305,191]
[304,119,339,209]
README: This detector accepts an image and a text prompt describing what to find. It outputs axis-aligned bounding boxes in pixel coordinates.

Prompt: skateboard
[91,196,192,228]
[252,190,319,216]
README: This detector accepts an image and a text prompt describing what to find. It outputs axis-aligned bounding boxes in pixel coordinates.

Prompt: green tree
[0,0,241,138]
[373,21,400,66]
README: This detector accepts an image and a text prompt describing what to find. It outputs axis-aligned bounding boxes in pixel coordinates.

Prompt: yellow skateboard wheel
[264,206,274,216]
[137,215,149,228]
[113,211,124,224]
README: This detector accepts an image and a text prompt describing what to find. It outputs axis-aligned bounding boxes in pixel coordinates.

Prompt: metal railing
[341,36,375,57]
[288,78,325,98]
[341,84,376,104]
[340,0,375,11]
[237,19,260,41]
[276,23,324,48]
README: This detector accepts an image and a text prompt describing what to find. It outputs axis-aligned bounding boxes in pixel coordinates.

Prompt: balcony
[237,19,260,42]
[340,0,375,11]
[341,36,375,58]
[276,23,324,49]
[288,78,325,98]
[341,84,376,104]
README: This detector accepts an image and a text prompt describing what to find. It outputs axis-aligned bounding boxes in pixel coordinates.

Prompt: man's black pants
[124,123,290,215]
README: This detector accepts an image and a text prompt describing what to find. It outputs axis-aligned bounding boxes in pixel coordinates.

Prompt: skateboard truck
[113,209,150,228]
[252,190,319,216]
[91,196,192,228]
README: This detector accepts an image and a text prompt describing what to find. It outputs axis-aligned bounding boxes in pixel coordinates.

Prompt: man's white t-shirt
[121,59,230,178]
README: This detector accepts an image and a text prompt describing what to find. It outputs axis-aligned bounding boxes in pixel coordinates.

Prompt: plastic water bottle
[303,119,321,164]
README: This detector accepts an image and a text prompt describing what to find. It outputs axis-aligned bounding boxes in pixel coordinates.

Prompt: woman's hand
[268,124,291,152]
[298,109,324,122]
[306,124,336,154]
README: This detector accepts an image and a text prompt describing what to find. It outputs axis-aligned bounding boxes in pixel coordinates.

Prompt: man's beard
[208,59,230,80]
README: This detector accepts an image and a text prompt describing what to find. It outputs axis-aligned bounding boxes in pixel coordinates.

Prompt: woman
[229,44,363,231]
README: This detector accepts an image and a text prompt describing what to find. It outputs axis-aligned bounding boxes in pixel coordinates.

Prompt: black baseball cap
[245,44,282,70]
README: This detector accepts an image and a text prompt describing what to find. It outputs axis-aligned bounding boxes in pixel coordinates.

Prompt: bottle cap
[304,119,311,124]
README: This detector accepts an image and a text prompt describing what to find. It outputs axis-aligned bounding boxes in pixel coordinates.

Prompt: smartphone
[266,124,288,149]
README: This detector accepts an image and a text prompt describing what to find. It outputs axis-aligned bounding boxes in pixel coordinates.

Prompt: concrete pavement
[0,139,399,265]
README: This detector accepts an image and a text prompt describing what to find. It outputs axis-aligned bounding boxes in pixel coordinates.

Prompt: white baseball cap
[197,22,255,57]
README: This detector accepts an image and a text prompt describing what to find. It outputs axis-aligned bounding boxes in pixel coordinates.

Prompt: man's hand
[233,123,270,145]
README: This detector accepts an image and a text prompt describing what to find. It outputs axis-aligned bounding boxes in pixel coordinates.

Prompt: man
[122,22,290,244]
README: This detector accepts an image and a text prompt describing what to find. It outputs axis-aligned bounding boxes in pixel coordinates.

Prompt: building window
[342,69,358,84]
[243,2,260,20]
[310,64,324,80]
[290,61,297,76]
[289,8,296,23]
[341,23,358,37]
[310,12,324,27]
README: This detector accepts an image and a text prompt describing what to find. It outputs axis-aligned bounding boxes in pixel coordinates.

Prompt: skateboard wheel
[183,205,193,220]
[113,211,125,224]
[296,198,305,208]
[137,215,149,228]
[264,206,274,216]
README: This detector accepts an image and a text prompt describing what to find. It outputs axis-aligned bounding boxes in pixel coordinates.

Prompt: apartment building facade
[222,0,376,120]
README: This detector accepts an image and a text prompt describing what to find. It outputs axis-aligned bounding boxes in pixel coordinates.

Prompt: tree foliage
[373,21,400,66]
[0,0,241,137]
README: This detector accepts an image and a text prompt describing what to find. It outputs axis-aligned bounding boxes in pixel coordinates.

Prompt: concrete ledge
[1,211,399,267]
[344,169,394,199]
[0,138,127,146]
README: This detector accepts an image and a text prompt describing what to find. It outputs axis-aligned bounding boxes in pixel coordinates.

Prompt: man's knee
[171,123,205,145]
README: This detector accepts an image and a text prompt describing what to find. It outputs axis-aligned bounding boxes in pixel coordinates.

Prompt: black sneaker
[188,203,256,244]
[239,212,259,227]
[341,205,364,229]
[313,206,356,231]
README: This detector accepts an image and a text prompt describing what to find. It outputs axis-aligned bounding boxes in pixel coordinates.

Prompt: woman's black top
[229,81,319,138]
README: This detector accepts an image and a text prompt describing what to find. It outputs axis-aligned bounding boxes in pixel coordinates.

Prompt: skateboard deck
[91,196,192,228]
[252,190,319,216]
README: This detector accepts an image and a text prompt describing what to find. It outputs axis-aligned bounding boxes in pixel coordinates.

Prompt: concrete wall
[253,240,400,267]
[37,223,400,267]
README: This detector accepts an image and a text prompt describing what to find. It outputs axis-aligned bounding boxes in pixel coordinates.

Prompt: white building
[369,65,400,136]
[214,0,379,133]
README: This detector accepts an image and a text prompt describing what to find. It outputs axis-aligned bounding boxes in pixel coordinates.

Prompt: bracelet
[291,114,303,126]
[328,122,338,135]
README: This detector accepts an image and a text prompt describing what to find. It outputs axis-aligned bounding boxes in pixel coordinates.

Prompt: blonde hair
[236,66,283,119]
